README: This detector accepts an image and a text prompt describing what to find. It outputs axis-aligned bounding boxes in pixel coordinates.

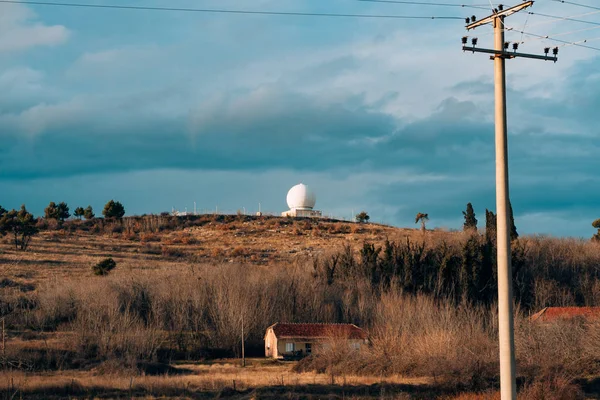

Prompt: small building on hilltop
[530,307,600,323]
[264,323,367,359]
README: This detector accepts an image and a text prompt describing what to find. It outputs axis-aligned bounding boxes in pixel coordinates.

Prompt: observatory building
[281,184,322,218]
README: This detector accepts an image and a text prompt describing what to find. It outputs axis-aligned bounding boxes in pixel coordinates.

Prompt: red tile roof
[268,323,367,339]
[530,307,600,322]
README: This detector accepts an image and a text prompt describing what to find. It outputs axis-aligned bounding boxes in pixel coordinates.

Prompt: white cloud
[0,66,44,92]
[0,3,69,52]
[0,97,88,137]
[67,46,161,76]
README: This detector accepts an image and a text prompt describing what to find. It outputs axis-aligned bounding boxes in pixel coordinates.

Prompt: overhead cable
[512,24,600,43]
[355,0,490,10]
[0,0,465,19]
[515,9,600,31]
[550,0,600,12]
[528,10,600,27]
[509,28,600,50]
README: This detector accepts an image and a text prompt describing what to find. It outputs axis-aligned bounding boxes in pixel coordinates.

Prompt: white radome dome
[286,184,316,210]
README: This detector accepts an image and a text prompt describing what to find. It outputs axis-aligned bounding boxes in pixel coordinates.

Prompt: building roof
[530,307,600,322]
[267,323,367,339]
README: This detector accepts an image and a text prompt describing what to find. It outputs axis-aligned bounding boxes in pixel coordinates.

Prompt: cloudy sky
[0,0,598,237]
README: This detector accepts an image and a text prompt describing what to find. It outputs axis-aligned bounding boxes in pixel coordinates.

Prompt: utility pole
[462,3,558,400]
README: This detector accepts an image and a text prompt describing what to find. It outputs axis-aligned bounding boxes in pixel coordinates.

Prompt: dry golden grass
[1,217,599,399]
[0,217,431,285]
[0,359,433,399]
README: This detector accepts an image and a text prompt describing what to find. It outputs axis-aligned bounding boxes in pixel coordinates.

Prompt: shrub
[161,247,185,258]
[519,374,585,400]
[355,211,370,223]
[142,244,161,255]
[211,248,224,258]
[232,247,247,257]
[140,232,160,243]
[93,258,117,276]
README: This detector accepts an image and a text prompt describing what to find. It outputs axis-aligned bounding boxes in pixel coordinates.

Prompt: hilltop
[0,214,434,284]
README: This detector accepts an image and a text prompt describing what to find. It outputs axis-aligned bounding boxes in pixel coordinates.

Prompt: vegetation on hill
[0,201,599,397]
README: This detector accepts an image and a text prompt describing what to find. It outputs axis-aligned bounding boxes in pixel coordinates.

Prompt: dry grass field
[0,215,598,399]
[0,358,442,399]
[0,216,419,283]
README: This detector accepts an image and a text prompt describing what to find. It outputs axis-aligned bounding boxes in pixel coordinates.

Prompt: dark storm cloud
[1,59,599,232]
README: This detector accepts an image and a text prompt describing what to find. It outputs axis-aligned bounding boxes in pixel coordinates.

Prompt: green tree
[459,235,483,302]
[0,205,39,251]
[485,209,496,242]
[0,205,6,219]
[44,201,59,220]
[57,202,70,222]
[592,218,600,241]
[462,202,478,232]
[509,201,518,241]
[355,211,370,223]
[93,257,117,276]
[415,212,429,232]
[74,207,85,219]
[102,200,125,219]
[84,205,95,220]
[484,202,517,241]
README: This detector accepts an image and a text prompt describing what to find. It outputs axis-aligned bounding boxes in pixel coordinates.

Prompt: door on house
[305,343,312,355]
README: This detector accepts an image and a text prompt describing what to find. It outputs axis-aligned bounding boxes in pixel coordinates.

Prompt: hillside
[0,214,599,399]
[0,215,429,284]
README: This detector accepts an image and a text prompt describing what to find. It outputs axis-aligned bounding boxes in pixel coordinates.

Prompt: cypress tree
[485,209,496,242]
[509,201,518,241]
[462,203,478,232]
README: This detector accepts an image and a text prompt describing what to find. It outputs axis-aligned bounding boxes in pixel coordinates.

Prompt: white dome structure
[282,183,322,218]
[286,183,316,210]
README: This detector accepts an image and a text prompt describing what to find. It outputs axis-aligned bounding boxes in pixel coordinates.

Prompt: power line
[0,0,465,19]
[513,24,600,42]
[528,10,600,27]
[510,9,600,31]
[355,0,489,10]
[510,28,600,50]
[550,0,600,12]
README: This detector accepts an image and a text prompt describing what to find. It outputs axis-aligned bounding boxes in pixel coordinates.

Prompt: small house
[264,323,367,359]
[530,307,600,323]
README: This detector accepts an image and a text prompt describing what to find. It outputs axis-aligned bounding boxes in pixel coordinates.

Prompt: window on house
[305,343,312,354]
[285,343,295,352]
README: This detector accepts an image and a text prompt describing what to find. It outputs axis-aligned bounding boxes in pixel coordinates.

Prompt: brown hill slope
[0,215,443,285]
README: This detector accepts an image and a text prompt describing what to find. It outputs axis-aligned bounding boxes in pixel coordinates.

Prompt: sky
[0,0,598,237]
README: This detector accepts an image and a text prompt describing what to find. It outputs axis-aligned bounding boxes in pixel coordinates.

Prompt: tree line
[0,200,125,251]
[312,202,599,311]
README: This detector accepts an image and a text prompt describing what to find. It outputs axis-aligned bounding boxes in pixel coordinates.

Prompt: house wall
[271,338,365,358]
[265,328,278,358]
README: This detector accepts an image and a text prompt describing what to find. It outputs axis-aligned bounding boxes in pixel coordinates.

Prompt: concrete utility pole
[462,2,558,399]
